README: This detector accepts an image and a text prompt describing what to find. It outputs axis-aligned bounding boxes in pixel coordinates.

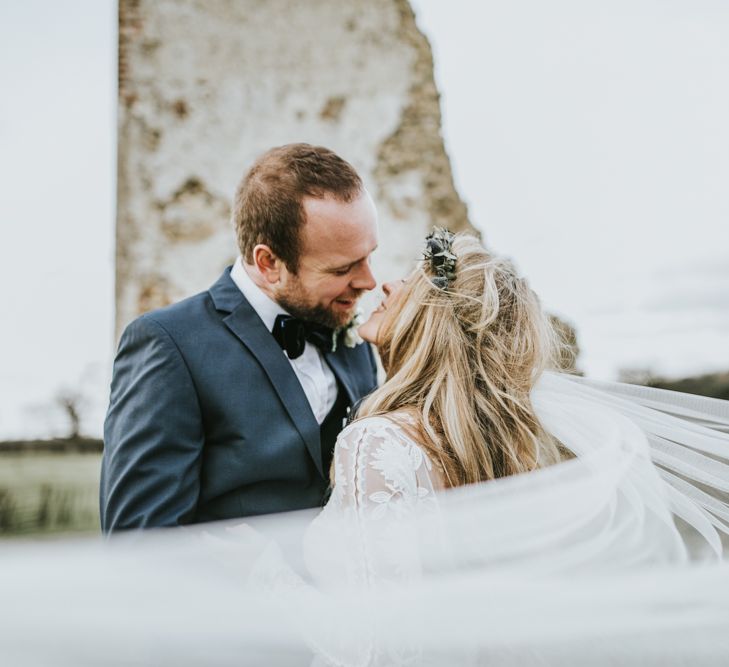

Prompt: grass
[0,452,101,538]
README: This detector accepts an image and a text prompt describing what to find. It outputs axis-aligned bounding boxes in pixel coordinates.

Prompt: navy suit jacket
[100,267,378,532]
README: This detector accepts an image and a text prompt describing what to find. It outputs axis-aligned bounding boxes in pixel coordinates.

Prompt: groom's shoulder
[122,288,219,341]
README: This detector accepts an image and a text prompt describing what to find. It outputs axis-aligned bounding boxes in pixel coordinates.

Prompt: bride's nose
[382,278,406,298]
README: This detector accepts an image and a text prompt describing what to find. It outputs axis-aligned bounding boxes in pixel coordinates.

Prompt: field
[0,452,101,538]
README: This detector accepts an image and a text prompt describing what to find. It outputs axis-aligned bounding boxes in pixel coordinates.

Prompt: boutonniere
[331,309,364,352]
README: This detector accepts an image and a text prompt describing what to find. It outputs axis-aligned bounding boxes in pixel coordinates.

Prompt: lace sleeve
[329,416,438,518]
[310,416,440,590]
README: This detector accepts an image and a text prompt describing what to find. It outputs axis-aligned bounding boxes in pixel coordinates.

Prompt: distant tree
[54,387,85,440]
[618,367,729,401]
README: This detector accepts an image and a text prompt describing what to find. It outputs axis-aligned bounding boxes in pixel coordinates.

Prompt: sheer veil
[1,373,729,666]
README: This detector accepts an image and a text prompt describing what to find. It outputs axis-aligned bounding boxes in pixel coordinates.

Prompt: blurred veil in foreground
[1,373,729,666]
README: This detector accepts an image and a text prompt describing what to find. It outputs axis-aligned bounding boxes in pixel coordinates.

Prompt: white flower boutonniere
[331,309,364,353]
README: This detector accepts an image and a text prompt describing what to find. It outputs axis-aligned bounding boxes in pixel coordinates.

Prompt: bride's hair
[356,233,566,488]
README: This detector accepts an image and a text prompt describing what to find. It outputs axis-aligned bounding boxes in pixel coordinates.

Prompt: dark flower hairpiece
[423,228,457,290]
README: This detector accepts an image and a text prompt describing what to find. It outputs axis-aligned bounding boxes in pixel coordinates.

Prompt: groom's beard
[277,284,363,330]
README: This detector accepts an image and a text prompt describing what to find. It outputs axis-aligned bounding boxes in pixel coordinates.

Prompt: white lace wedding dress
[309,412,443,580]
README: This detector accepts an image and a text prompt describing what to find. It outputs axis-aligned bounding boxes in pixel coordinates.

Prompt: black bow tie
[272,314,335,359]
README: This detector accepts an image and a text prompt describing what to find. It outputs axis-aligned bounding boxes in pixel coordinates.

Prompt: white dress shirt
[230,257,338,424]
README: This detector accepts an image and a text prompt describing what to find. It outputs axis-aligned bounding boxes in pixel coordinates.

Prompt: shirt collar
[230,256,288,332]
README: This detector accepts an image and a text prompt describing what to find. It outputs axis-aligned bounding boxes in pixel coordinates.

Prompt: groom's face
[276,189,378,329]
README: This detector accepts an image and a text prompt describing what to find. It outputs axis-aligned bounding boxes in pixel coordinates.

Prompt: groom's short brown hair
[233,143,363,272]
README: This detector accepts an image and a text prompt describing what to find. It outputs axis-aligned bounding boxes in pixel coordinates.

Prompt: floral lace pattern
[301,414,445,665]
[309,415,443,586]
[327,414,443,517]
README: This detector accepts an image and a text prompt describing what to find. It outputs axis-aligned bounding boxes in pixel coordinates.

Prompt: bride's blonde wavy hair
[356,233,566,488]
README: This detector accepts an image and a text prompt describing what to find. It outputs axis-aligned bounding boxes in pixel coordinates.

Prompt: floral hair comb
[423,228,457,290]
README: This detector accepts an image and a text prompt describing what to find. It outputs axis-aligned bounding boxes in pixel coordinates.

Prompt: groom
[100,144,379,532]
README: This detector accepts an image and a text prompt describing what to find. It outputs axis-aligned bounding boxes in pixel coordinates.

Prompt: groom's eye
[331,264,353,276]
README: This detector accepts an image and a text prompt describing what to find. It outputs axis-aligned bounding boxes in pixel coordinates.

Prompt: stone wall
[117,0,472,338]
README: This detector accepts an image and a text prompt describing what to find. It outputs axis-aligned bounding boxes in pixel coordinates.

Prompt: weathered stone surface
[117,0,473,338]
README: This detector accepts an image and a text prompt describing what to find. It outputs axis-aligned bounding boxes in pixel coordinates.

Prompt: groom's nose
[350,260,377,292]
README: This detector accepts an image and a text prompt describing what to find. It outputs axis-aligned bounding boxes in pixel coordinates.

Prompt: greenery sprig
[423,228,457,289]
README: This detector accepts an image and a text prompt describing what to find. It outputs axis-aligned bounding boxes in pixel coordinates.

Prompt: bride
[316,229,727,563]
[328,228,567,511]
[1,230,728,666]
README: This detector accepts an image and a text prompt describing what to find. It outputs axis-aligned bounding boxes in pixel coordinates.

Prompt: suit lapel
[209,269,324,476]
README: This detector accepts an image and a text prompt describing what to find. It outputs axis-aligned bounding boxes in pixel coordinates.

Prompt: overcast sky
[412,0,729,379]
[1,0,727,439]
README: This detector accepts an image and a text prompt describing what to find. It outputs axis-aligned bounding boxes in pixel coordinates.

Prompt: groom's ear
[252,244,283,284]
